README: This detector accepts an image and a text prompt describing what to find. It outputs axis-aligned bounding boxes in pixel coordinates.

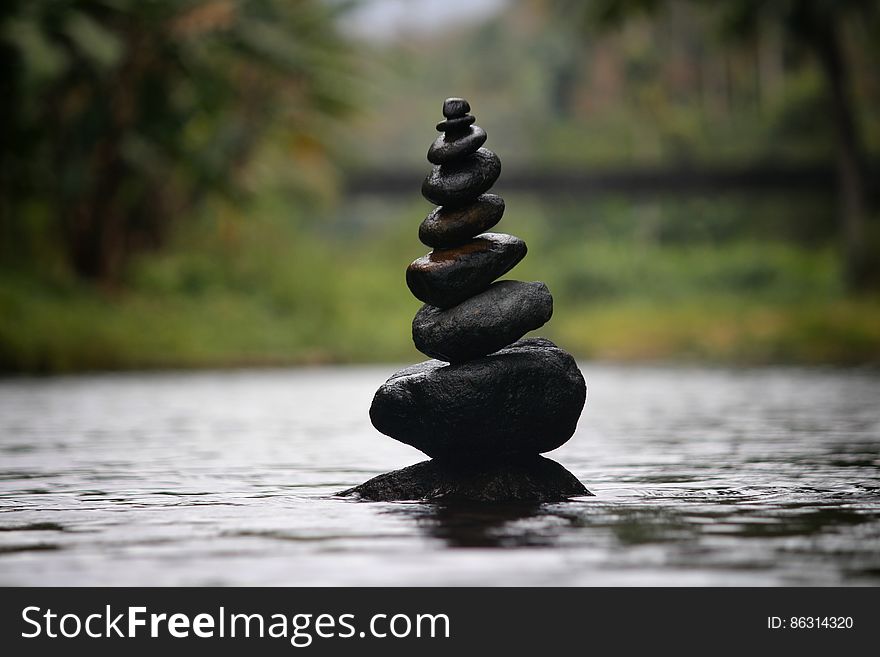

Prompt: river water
[1,364,878,586]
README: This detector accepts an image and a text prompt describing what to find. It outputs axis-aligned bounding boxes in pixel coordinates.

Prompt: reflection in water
[383,481,880,555]
[0,364,878,585]
[388,503,554,548]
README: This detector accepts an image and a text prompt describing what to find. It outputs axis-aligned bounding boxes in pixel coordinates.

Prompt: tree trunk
[810,18,871,290]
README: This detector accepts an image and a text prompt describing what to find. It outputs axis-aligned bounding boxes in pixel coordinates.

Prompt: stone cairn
[340,98,589,502]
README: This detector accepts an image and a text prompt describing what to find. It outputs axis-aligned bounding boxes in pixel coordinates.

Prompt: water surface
[1,364,878,585]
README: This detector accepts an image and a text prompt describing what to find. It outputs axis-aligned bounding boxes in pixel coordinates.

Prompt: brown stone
[406,233,526,308]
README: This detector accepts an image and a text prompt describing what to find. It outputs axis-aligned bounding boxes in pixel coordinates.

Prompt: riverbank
[3,274,878,373]
[3,194,879,373]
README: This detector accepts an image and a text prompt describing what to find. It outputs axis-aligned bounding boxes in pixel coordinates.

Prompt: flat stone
[412,280,552,362]
[427,125,487,165]
[436,115,475,132]
[419,194,505,248]
[369,337,586,460]
[442,97,470,119]
[422,147,501,207]
[406,233,526,308]
[338,455,591,502]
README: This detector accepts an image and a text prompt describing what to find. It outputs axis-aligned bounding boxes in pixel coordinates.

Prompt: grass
[553,298,880,365]
[4,275,878,373]
[2,195,879,373]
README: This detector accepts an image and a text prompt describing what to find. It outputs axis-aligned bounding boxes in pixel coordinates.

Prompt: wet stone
[422,147,501,207]
[368,338,587,461]
[436,115,475,133]
[338,455,591,502]
[442,97,470,119]
[406,233,526,309]
[419,193,505,248]
[346,97,590,505]
[412,280,552,363]
[427,125,487,165]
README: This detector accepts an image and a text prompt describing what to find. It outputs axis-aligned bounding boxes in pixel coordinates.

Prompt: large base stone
[337,456,591,503]
[370,337,586,460]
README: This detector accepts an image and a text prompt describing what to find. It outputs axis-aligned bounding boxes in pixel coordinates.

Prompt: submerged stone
[422,147,501,207]
[412,280,552,362]
[406,233,526,309]
[419,193,505,248]
[369,338,586,460]
[338,455,591,503]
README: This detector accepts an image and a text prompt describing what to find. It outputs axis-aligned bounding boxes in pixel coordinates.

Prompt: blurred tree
[0,0,354,282]
[548,0,879,290]
[713,0,878,290]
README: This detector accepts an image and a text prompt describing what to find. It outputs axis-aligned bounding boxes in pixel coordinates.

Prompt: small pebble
[443,97,470,118]
[436,115,476,132]
[427,125,487,165]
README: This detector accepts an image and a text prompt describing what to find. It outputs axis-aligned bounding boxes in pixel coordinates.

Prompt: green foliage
[0,0,354,280]
[2,195,878,372]
[2,1,879,371]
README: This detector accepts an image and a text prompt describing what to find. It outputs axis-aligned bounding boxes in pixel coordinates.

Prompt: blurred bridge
[344,162,876,197]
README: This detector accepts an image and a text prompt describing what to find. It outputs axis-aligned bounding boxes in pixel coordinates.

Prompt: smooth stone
[369,337,586,460]
[419,193,505,248]
[406,233,526,309]
[427,125,487,165]
[442,97,470,119]
[422,147,501,207]
[436,115,475,132]
[337,456,591,502]
[412,280,552,362]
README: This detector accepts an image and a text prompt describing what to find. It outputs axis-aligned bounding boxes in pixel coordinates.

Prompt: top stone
[443,97,470,118]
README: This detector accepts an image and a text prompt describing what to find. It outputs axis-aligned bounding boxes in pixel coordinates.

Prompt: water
[1,364,878,586]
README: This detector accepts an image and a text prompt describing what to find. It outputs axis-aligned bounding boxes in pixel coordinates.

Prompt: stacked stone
[341,98,589,503]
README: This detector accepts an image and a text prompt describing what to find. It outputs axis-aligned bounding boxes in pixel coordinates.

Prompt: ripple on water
[0,365,877,585]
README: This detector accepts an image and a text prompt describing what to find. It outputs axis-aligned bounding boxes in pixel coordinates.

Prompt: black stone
[406,233,526,309]
[412,280,552,362]
[337,456,591,502]
[436,115,475,132]
[427,125,487,165]
[419,193,505,248]
[442,97,470,119]
[369,337,586,460]
[422,147,501,207]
